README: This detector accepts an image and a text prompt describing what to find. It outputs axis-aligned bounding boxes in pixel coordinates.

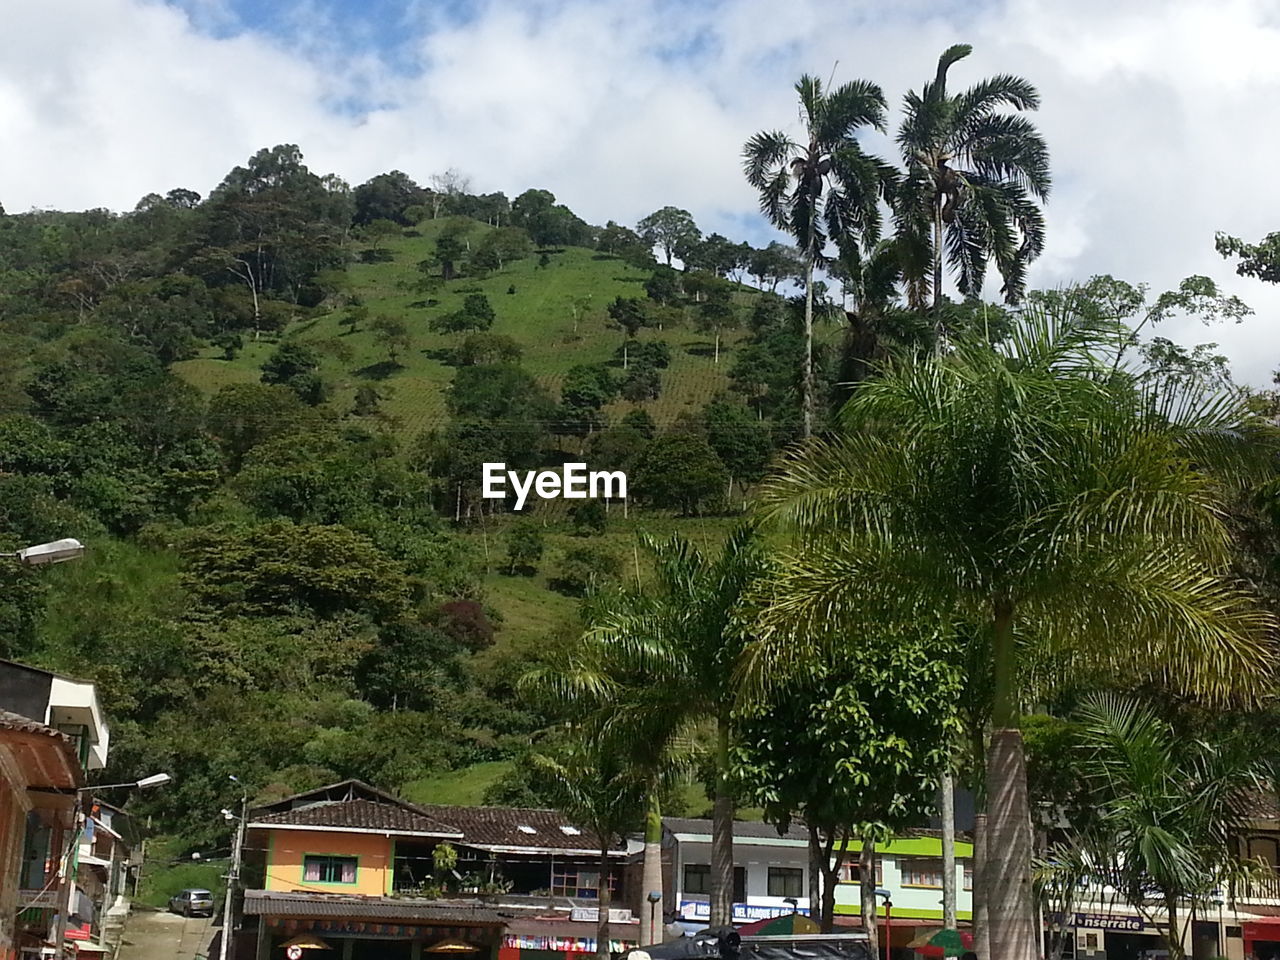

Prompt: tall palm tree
[894,44,1050,324]
[538,527,765,927]
[533,739,648,960]
[743,300,1275,960]
[743,74,891,437]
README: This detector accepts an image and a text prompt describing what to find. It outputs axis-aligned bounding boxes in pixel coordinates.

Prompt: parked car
[169,888,215,917]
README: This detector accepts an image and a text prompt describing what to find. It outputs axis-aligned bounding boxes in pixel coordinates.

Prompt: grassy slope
[174,217,747,434]
[170,220,759,808]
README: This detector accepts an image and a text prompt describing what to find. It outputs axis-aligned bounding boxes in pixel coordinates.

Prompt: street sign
[286,946,303,959]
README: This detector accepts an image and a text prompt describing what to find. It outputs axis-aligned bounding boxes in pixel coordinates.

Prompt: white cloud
[1,0,1277,384]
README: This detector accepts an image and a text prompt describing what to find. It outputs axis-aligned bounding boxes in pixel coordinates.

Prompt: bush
[550,543,621,596]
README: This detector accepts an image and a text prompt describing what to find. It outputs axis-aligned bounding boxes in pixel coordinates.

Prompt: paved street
[116,908,218,960]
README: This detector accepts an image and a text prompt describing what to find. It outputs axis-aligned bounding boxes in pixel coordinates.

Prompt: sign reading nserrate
[482,462,627,511]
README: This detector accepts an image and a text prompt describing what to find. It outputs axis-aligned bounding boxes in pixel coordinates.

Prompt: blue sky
[5,0,1280,384]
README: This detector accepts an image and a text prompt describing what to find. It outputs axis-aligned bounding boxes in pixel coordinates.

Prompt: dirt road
[116,908,218,960]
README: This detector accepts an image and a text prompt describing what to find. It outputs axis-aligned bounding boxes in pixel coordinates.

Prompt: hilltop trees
[637,206,701,266]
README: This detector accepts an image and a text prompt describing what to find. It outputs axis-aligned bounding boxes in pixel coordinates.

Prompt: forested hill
[0,144,848,845]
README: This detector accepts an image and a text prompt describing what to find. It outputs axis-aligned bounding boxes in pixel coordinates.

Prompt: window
[684,864,711,895]
[560,826,581,836]
[840,860,883,885]
[963,860,973,891]
[303,855,357,884]
[900,858,945,889]
[683,865,747,902]
[552,865,614,898]
[518,825,537,835]
[768,867,804,898]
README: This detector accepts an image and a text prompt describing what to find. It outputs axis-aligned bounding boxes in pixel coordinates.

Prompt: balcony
[1231,871,1280,905]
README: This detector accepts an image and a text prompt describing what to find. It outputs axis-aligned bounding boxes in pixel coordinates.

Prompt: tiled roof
[415,804,624,853]
[1244,789,1280,822]
[0,708,68,740]
[664,817,809,842]
[251,798,462,838]
[243,890,503,924]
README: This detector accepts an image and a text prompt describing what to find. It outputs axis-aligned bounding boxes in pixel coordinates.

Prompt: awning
[73,940,108,955]
[244,891,502,925]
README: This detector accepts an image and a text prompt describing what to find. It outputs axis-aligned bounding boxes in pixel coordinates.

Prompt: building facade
[663,817,973,952]
[240,781,641,960]
[0,661,110,960]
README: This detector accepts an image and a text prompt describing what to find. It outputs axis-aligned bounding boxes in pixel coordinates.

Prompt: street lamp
[1211,889,1226,957]
[646,892,662,945]
[221,776,250,960]
[56,771,170,958]
[873,888,892,960]
[2,538,86,565]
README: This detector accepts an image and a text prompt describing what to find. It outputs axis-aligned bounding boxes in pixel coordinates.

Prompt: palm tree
[1040,694,1270,960]
[538,527,765,927]
[893,44,1050,324]
[533,738,648,960]
[743,74,891,438]
[743,299,1275,960]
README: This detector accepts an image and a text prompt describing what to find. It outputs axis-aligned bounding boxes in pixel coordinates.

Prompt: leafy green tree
[434,231,466,281]
[455,333,522,366]
[550,542,621,596]
[702,396,773,496]
[206,382,320,470]
[352,170,428,225]
[644,266,682,305]
[620,362,660,403]
[734,634,962,931]
[893,44,1050,317]
[261,340,325,404]
[633,433,727,514]
[351,384,381,417]
[585,425,649,475]
[504,520,545,575]
[636,207,701,266]
[744,74,889,436]
[620,409,656,439]
[371,314,410,364]
[747,242,803,292]
[749,303,1274,960]
[569,500,608,536]
[180,522,411,620]
[1040,695,1269,960]
[213,331,243,360]
[606,296,647,367]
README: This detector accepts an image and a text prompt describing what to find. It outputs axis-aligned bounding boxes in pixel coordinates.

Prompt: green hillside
[173,217,751,437]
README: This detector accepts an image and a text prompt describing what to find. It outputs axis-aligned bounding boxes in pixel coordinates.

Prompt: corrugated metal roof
[243,891,504,924]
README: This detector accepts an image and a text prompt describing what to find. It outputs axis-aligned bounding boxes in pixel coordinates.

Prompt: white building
[662,817,972,950]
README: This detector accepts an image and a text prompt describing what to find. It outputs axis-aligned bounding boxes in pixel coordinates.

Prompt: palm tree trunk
[941,765,957,930]
[973,812,990,960]
[597,842,612,960]
[802,241,815,439]
[932,197,944,342]
[859,840,878,956]
[986,597,1036,960]
[710,718,735,927]
[640,788,664,945]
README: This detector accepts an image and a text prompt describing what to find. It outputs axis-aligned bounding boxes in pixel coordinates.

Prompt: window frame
[681,864,747,902]
[551,863,616,899]
[683,863,711,896]
[839,859,884,885]
[767,867,804,899]
[899,857,945,890]
[302,854,359,886]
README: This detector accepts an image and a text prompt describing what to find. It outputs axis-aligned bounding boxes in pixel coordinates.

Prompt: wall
[672,839,812,920]
[264,829,393,898]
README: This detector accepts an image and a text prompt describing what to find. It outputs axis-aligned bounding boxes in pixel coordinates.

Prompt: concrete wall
[264,829,393,898]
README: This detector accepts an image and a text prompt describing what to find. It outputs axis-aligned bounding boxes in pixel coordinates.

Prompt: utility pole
[221,779,248,960]
[53,798,84,960]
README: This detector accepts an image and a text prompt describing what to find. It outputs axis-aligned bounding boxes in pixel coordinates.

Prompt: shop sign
[678,902,811,922]
[1073,913,1147,932]
[503,935,632,953]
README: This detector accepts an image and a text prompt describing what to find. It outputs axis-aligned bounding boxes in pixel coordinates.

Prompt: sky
[2,0,1278,384]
